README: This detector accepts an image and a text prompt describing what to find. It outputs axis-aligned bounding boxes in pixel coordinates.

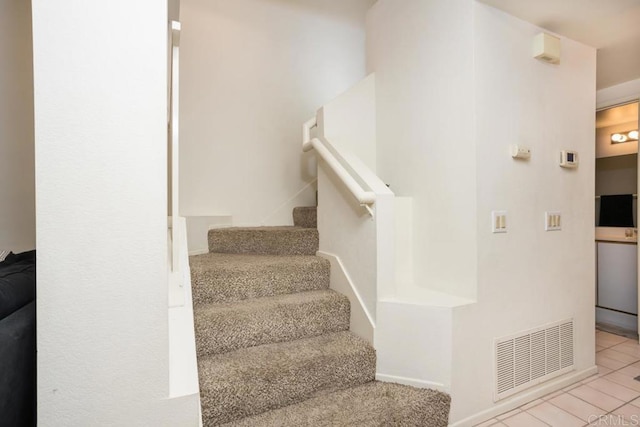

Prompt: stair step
[292,206,317,228]
[198,331,376,426]
[222,381,451,427]
[194,290,350,357]
[208,226,318,256]
[190,253,330,305]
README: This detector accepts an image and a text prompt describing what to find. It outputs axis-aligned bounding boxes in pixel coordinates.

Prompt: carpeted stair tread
[194,289,350,356]
[293,206,317,228]
[198,331,376,426]
[222,381,451,427]
[208,226,319,256]
[190,253,329,305]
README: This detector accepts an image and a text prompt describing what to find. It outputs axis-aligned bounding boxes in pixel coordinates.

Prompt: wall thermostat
[560,150,578,168]
[510,145,531,159]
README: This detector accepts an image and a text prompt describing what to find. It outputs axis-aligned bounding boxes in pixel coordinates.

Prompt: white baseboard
[188,249,208,256]
[376,373,449,393]
[316,251,375,344]
[260,179,317,226]
[185,216,232,255]
[449,366,598,427]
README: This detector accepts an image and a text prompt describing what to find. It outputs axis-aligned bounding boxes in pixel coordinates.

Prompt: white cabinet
[597,242,638,331]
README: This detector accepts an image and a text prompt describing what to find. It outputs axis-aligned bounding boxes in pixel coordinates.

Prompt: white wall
[179,0,375,226]
[596,155,637,198]
[367,1,596,424]
[32,1,192,424]
[316,77,394,324]
[367,0,478,300]
[0,0,35,253]
[453,4,597,423]
[321,74,377,172]
[316,160,378,320]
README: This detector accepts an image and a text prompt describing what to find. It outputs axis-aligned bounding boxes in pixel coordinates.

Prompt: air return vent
[495,319,574,401]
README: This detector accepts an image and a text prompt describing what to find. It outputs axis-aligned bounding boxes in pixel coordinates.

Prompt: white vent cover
[495,319,574,401]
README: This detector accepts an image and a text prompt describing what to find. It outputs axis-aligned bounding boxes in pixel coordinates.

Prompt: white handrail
[302,116,376,216]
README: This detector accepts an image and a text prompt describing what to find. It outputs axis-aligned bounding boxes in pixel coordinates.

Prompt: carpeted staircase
[190,206,451,426]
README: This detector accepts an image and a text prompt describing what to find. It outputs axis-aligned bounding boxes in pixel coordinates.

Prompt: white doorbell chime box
[533,33,560,64]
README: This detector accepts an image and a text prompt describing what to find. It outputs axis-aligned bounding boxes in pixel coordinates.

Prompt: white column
[33,0,176,424]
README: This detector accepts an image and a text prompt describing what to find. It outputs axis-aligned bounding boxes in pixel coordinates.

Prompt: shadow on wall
[0,0,36,252]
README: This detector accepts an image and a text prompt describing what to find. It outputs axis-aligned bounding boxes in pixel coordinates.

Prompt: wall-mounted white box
[510,145,531,160]
[533,33,560,64]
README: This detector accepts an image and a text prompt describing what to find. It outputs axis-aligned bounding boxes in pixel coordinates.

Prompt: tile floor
[475,330,640,426]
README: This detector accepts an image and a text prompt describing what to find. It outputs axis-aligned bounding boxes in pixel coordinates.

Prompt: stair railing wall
[166,20,200,419]
[169,20,181,276]
[302,75,395,333]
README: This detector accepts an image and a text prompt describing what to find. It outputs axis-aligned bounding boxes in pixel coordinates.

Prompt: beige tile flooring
[475,330,640,426]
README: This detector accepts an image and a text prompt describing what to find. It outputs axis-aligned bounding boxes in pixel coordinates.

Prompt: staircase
[190,207,451,426]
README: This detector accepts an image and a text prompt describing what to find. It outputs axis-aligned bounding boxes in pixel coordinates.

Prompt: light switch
[545,211,561,231]
[492,211,507,233]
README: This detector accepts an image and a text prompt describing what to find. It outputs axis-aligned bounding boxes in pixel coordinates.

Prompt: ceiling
[478,0,640,89]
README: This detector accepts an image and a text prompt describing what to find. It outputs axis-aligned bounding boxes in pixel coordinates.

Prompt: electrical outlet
[492,211,507,233]
[545,211,561,231]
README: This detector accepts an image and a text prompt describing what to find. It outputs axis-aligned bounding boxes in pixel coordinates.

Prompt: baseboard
[188,249,208,256]
[449,365,599,427]
[154,392,201,426]
[260,179,317,226]
[185,216,232,255]
[376,373,449,393]
[316,251,375,344]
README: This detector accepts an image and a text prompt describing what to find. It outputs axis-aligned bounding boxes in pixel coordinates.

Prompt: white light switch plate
[492,211,507,233]
[545,211,561,231]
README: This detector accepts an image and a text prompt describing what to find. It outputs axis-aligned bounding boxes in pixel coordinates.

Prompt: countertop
[595,226,637,243]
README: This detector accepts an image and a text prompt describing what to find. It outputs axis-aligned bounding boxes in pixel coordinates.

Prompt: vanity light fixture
[611,130,639,144]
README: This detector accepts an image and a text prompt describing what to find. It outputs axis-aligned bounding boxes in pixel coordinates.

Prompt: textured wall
[33,0,179,424]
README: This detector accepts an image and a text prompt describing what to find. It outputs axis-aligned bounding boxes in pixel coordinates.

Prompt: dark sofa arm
[0,301,36,426]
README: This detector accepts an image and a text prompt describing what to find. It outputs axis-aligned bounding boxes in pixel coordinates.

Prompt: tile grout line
[545,395,600,424]
[524,407,554,426]
[582,335,640,421]
[566,386,630,417]
[528,336,637,424]
[497,407,552,427]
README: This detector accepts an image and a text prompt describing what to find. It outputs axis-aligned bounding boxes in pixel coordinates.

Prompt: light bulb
[628,130,639,140]
[612,133,628,143]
